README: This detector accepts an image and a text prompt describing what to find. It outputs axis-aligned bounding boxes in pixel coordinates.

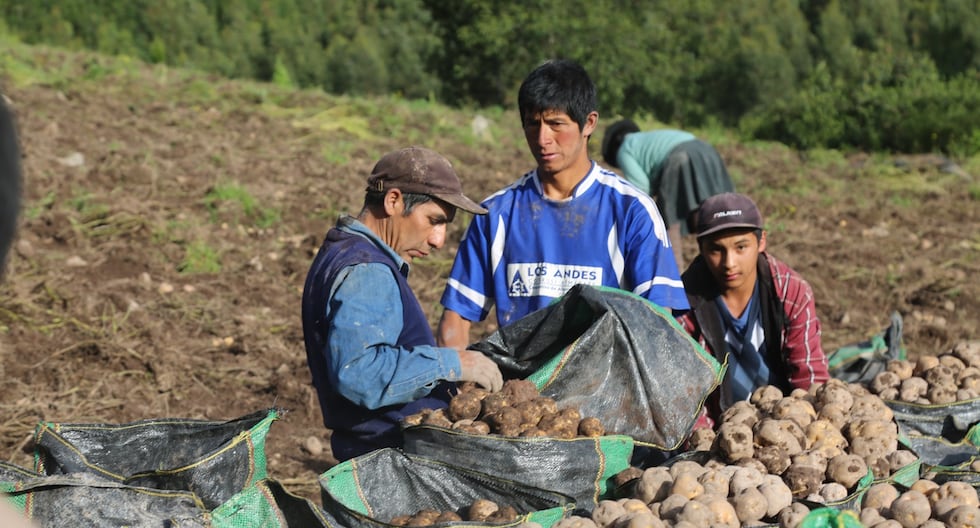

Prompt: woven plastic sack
[469,284,722,449]
[885,396,980,440]
[34,408,279,510]
[212,478,338,528]
[320,448,574,528]
[1,464,208,527]
[799,507,864,528]
[403,424,633,512]
[827,311,905,384]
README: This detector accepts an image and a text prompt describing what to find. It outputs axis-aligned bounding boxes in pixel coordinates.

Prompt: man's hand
[457,349,503,392]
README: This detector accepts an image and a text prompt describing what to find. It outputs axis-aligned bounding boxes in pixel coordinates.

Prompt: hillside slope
[1,43,978,500]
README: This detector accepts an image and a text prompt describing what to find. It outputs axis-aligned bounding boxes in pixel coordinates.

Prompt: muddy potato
[486,406,522,433]
[513,400,546,426]
[501,379,540,404]
[408,509,442,526]
[434,511,463,523]
[391,514,413,526]
[481,392,512,416]
[448,392,483,422]
[578,416,605,437]
[468,499,500,521]
[422,408,453,428]
[613,467,644,488]
[485,505,519,524]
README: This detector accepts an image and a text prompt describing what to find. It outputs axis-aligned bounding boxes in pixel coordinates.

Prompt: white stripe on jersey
[491,214,506,276]
[607,223,624,285]
[633,276,685,297]
[593,168,670,246]
[447,277,490,313]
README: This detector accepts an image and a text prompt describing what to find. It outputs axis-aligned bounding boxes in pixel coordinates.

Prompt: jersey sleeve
[621,198,690,311]
[441,212,495,322]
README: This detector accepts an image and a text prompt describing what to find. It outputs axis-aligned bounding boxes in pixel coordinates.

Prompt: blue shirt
[616,129,696,195]
[441,162,688,327]
[307,216,462,409]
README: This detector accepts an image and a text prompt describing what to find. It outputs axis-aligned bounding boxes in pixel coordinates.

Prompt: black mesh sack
[469,284,723,449]
[34,408,279,509]
[319,448,574,528]
[403,424,633,512]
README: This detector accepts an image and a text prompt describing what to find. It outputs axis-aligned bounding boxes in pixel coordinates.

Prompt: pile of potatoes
[686,380,917,504]
[553,458,809,528]
[389,499,520,526]
[867,341,980,405]
[859,479,980,528]
[403,379,607,439]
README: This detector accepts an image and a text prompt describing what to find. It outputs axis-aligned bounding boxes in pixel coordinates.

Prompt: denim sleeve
[324,263,463,410]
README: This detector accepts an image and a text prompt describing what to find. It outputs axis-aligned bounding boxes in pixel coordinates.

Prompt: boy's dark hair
[518,59,597,131]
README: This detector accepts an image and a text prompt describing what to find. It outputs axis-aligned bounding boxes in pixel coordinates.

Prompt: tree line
[1,0,977,154]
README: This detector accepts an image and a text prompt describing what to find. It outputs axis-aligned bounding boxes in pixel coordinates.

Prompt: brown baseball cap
[695,192,764,238]
[367,147,488,215]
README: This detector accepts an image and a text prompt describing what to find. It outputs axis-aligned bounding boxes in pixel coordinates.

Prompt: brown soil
[1,50,977,503]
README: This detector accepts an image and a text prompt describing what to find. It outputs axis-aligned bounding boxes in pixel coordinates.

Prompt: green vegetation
[204,182,280,229]
[178,240,222,274]
[0,0,976,154]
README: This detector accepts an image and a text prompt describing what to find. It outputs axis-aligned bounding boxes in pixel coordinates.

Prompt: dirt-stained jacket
[677,251,829,404]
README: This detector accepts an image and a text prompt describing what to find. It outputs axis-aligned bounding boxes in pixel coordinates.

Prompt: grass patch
[178,240,221,274]
[204,181,280,228]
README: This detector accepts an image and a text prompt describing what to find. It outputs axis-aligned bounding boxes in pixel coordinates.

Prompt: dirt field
[1,46,978,502]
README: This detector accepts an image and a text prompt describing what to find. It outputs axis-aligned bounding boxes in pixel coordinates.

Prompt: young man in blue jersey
[438,59,689,349]
[302,147,503,461]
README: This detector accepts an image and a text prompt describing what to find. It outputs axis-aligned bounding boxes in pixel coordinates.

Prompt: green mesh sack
[34,408,279,510]
[828,311,905,384]
[320,448,574,528]
[212,479,339,528]
[403,425,632,512]
[799,507,864,528]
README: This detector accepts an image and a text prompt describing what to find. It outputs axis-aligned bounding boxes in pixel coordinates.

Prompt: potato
[501,379,539,404]
[862,482,899,514]
[467,499,499,522]
[578,416,605,437]
[592,500,627,527]
[447,392,482,422]
[759,474,793,518]
[513,400,546,426]
[889,490,931,528]
[485,505,519,524]
[777,502,810,528]
[481,392,512,416]
[553,516,598,528]
[945,505,980,528]
[434,511,463,523]
[674,500,713,527]
[731,486,768,524]
[636,467,673,504]
[826,453,868,489]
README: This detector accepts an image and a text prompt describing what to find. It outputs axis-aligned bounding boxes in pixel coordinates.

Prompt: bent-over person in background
[302,147,503,461]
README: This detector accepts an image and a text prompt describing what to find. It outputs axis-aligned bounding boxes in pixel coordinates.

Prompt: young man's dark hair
[518,59,597,132]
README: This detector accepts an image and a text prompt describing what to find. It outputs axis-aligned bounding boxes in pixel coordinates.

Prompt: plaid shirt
[679,252,829,398]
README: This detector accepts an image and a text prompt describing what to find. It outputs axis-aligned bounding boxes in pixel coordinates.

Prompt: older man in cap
[679,192,828,416]
[302,146,503,461]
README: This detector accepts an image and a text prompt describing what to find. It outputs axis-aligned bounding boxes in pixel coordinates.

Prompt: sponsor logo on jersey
[506,263,603,297]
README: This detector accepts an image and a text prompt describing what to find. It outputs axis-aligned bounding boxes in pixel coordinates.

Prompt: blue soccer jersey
[441,162,689,327]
